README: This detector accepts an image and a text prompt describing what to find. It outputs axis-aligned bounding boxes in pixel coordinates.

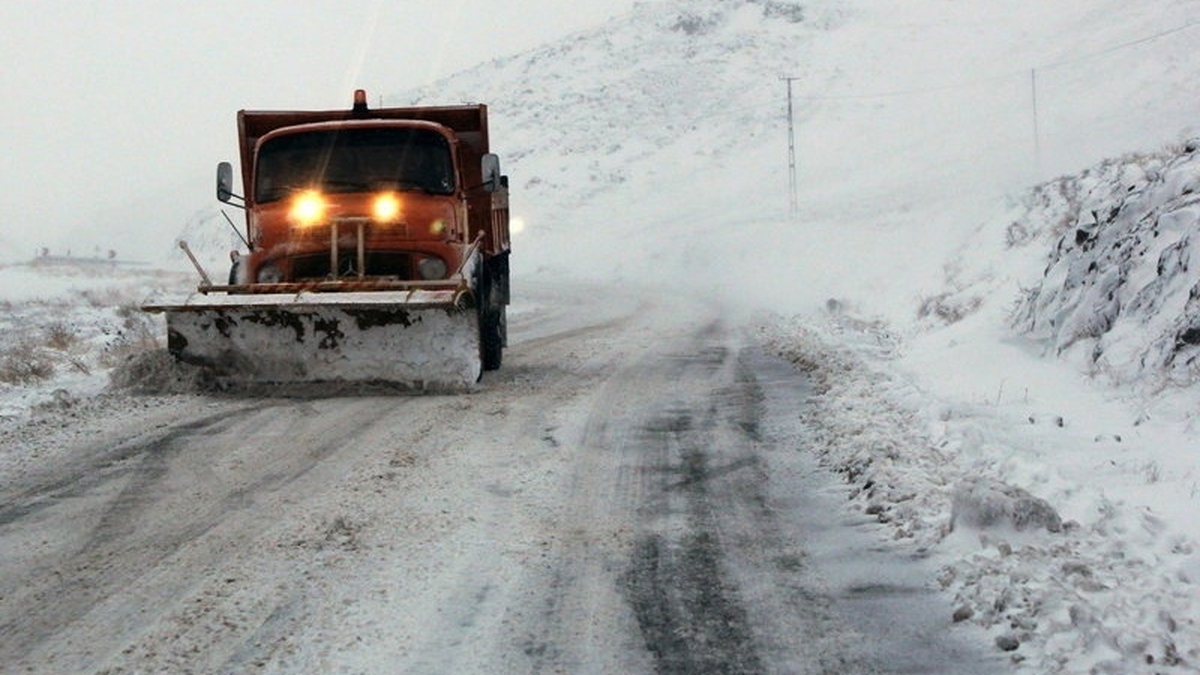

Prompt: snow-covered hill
[400,0,1200,317]
[406,0,829,283]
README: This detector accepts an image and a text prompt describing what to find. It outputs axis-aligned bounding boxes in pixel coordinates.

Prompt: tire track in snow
[619,339,766,674]
[611,325,875,674]
[0,397,402,671]
[0,407,254,529]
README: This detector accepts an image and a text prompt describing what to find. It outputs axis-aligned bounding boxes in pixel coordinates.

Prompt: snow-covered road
[0,284,998,673]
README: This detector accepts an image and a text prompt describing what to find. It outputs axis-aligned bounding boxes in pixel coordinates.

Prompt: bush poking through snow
[0,341,56,385]
[918,291,982,325]
[44,321,77,351]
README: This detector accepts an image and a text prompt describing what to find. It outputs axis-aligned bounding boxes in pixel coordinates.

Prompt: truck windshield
[255,127,455,203]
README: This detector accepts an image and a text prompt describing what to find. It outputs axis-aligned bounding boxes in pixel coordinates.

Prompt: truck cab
[218,91,510,296]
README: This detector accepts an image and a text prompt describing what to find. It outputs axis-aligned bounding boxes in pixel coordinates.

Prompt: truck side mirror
[217,161,235,202]
[481,154,502,193]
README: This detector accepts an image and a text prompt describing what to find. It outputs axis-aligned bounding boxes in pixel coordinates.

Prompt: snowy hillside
[402,0,1200,317]
[407,0,831,282]
[3,0,1200,671]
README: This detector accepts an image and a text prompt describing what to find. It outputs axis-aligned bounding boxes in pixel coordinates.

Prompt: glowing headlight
[289,190,327,227]
[418,257,447,280]
[257,263,284,284]
[372,193,402,223]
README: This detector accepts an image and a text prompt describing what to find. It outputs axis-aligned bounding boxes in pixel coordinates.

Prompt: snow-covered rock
[1012,140,1200,390]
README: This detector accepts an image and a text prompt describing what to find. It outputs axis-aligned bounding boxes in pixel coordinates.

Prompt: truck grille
[291,251,414,281]
[289,222,409,240]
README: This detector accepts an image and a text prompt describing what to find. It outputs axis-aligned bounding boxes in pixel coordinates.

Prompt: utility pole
[781,76,800,219]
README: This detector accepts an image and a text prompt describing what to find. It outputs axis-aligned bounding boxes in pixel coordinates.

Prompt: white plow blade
[157,290,481,389]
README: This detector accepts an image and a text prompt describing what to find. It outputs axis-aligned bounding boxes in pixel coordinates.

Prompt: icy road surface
[0,284,1000,674]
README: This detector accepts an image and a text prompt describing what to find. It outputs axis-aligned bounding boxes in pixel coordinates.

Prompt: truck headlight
[418,257,447,280]
[289,190,327,227]
[372,193,402,223]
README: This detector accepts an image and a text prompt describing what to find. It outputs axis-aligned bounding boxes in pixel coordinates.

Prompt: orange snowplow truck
[147,91,511,389]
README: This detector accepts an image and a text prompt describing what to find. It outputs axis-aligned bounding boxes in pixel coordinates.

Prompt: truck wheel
[480,306,503,371]
[477,264,504,371]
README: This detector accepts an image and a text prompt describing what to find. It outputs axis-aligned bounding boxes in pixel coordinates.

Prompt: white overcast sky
[0,0,643,259]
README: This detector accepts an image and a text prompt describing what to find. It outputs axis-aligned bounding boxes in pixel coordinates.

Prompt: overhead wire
[1038,19,1200,71]
[791,18,1200,101]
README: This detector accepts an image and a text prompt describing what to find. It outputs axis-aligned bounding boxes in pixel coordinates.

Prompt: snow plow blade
[144,287,481,390]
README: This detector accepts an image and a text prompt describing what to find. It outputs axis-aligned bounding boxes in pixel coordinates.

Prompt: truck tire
[478,262,504,371]
[480,305,503,371]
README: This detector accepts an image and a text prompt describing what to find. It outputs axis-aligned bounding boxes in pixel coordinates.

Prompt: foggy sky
[0,0,640,261]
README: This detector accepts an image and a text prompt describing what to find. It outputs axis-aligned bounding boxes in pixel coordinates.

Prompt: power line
[772,17,1199,207]
[1039,19,1200,70]
[794,71,1014,101]
[793,18,1200,101]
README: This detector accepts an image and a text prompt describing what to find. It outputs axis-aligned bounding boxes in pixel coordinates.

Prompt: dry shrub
[0,341,55,385]
[918,292,982,325]
[44,321,77,351]
[99,307,162,369]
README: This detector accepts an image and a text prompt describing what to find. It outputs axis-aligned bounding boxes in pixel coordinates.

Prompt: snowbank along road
[0,284,999,673]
